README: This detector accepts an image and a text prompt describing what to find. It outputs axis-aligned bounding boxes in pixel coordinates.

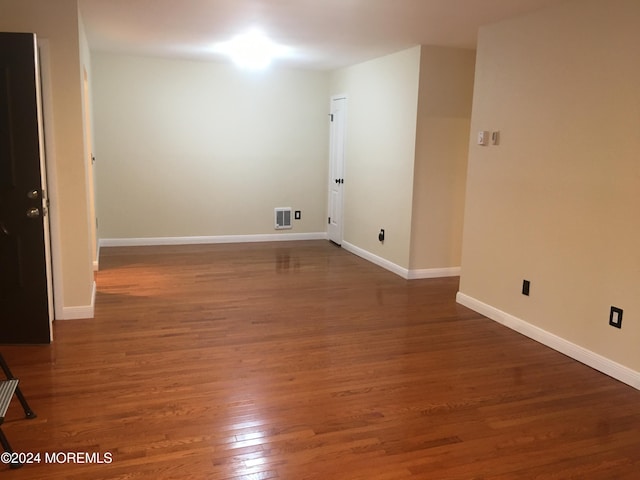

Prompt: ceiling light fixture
[214,29,289,70]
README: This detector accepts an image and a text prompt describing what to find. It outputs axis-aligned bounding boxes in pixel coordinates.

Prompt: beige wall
[92,53,329,238]
[460,0,640,371]
[0,0,95,312]
[330,47,421,269]
[410,46,475,270]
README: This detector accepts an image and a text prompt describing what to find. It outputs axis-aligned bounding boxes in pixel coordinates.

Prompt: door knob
[26,207,40,219]
[0,221,8,236]
[26,189,40,200]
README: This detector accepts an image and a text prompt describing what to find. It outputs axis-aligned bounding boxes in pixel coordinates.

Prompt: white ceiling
[79,0,566,70]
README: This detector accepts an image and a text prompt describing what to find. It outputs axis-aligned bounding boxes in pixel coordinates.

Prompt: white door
[327,95,346,245]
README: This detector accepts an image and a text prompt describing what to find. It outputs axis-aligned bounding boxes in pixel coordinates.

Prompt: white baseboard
[59,281,96,320]
[341,241,409,278]
[99,232,328,248]
[456,292,640,391]
[341,242,461,280]
[408,267,461,279]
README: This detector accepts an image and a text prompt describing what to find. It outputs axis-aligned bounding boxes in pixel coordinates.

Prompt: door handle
[26,189,40,200]
[0,221,8,236]
[26,207,40,219]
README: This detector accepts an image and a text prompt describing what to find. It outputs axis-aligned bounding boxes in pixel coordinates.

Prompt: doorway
[327,95,346,245]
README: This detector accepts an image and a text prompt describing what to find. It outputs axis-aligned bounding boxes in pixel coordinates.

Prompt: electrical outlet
[522,280,530,296]
[609,306,623,329]
[294,210,301,220]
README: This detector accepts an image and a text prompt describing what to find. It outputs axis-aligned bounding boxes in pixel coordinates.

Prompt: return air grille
[275,207,292,230]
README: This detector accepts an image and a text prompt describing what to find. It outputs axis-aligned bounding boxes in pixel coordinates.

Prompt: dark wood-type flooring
[1,241,639,479]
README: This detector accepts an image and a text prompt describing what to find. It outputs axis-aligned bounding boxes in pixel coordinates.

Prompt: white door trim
[38,38,63,323]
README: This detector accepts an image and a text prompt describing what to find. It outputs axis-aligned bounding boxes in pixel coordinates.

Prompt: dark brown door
[0,32,51,344]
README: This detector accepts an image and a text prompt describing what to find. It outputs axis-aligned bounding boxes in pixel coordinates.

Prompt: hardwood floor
[1,240,639,479]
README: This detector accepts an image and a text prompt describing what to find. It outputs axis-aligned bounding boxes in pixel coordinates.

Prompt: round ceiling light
[214,29,289,70]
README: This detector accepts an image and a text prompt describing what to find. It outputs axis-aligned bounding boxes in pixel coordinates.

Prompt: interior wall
[0,0,95,312]
[330,47,421,269]
[92,53,329,239]
[459,0,640,371]
[410,46,475,270]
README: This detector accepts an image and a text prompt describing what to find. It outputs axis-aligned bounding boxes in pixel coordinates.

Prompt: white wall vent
[274,207,292,230]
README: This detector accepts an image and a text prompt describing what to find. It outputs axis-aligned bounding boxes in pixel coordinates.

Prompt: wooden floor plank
[1,241,639,479]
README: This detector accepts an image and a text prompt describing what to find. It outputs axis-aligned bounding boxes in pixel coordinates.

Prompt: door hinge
[328,217,331,225]
[329,114,334,122]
